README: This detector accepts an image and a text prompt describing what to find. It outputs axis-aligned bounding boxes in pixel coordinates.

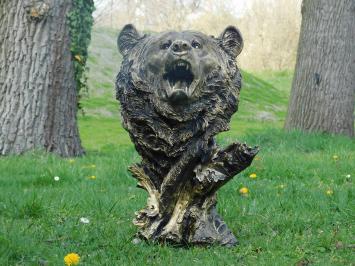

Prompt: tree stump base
[129,143,258,246]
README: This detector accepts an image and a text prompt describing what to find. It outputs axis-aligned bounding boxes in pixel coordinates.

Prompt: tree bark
[285,0,355,137]
[0,0,84,156]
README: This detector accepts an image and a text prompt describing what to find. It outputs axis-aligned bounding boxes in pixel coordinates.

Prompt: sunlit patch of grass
[78,116,131,151]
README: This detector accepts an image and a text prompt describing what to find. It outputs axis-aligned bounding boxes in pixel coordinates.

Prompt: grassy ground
[0,29,354,265]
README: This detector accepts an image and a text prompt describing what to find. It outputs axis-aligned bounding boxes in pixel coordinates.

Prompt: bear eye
[161,40,172,50]
[191,40,202,49]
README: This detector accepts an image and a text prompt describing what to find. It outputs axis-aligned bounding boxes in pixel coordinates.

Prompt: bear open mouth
[163,60,194,103]
[163,60,194,89]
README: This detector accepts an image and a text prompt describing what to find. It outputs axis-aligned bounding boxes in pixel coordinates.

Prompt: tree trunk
[285,0,355,137]
[0,0,84,156]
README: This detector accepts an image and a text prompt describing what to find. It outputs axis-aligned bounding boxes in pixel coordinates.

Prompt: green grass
[0,130,353,265]
[0,28,354,265]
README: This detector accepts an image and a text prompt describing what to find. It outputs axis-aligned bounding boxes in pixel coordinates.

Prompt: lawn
[0,28,354,265]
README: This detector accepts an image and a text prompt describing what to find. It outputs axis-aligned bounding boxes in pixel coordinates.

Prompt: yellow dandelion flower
[249,173,257,179]
[326,189,333,196]
[332,155,339,160]
[74,55,81,62]
[239,187,249,195]
[64,253,80,266]
[89,175,96,180]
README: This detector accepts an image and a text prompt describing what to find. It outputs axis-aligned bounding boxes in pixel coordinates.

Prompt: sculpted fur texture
[116,24,258,246]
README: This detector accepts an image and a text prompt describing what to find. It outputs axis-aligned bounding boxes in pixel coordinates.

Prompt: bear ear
[219,26,243,58]
[118,24,142,56]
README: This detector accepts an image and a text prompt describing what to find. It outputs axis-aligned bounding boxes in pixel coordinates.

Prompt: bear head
[116,25,244,170]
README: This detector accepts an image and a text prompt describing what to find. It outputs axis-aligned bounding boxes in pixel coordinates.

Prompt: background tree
[0,0,94,156]
[285,0,354,137]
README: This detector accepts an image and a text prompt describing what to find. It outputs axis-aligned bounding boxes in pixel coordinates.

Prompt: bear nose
[171,40,191,54]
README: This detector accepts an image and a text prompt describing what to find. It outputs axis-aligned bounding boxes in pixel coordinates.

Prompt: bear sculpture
[116,24,258,246]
